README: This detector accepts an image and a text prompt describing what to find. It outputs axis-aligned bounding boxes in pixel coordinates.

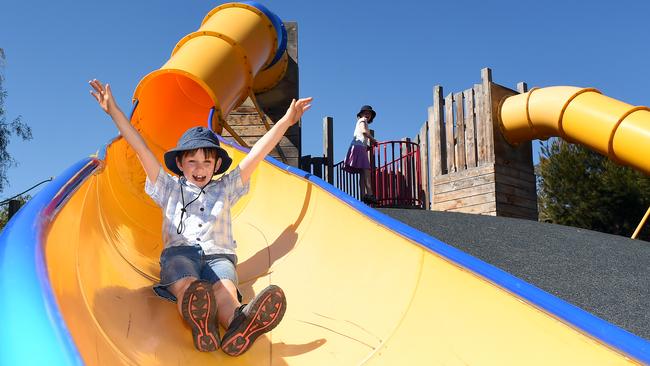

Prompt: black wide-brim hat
[357,105,376,122]
[163,126,232,176]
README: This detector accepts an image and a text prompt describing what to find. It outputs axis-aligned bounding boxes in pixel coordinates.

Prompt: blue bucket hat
[164,126,232,176]
[357,105,376,122]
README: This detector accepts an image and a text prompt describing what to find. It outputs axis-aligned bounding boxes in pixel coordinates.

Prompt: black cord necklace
[176,178,212,234]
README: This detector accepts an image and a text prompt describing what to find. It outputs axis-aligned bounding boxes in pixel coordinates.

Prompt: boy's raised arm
[89,79,162,184]
[238,97,312,184]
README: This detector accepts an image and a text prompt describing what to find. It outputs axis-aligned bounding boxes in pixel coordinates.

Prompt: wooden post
[323,116,334,184]
[463,88,477,168]
[419,121,430,209]
[474,83,487,164]
[430,86,445,176]
[454,92,466,171]
[517,82,528,93]
[481,67,495,163]
[444,93,455,173]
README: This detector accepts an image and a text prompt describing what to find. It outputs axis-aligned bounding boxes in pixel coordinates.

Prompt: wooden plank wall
[428,84,490,175]
[423,68,538,220]
[419,80,490,212]
[224,103,300,167]
[432,164,497,215]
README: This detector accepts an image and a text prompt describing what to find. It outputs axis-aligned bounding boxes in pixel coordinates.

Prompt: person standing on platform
[343,105,378,204]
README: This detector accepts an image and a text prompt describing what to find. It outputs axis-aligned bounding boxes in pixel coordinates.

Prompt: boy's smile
[176,150,222,188]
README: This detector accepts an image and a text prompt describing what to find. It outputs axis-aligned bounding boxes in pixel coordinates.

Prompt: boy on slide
[90,79,312,355]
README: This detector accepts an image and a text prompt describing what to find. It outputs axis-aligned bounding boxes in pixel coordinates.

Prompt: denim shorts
[153,245,242,303]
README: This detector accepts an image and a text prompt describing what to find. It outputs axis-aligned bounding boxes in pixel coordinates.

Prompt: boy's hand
[89,79,118,115]
[281,97,313,126]
[88,79,161,183]
[239,97,312,184]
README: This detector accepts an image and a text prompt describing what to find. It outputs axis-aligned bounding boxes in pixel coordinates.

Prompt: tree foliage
[0,48,33,193]
[537,138,650,240]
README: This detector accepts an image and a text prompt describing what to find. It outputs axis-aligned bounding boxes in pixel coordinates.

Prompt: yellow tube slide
[500,86,650,174]
[40,3,648,365]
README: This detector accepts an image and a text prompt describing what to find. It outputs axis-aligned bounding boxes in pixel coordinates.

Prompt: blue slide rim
[241,1,287,68]
[217,135,650,363]
[0,157,96,365]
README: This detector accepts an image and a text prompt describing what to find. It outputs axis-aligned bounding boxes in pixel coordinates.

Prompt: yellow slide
[1,2,649,365]
[500,85,650,175]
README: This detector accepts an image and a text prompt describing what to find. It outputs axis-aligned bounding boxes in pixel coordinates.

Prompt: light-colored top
[352,117,370,146]
[145,166,250,255]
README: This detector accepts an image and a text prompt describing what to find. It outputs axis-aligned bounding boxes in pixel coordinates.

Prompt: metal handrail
[370,140,423,208]
[331,140,423,208]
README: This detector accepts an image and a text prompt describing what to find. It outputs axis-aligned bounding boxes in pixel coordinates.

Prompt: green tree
[537,138,650,240]
[0,48,33,193]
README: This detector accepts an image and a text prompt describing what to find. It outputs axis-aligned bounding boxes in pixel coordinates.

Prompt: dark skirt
[343,144,370,174]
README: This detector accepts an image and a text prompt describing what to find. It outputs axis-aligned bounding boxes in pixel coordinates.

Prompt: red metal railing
[334,140,424,208]
[371,140,423,208]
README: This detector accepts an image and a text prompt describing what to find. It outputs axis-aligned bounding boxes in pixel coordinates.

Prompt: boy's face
[176,149,221,188]
[360,111,373,120]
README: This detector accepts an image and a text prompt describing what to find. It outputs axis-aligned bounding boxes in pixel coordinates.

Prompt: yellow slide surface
[38,2,649,365]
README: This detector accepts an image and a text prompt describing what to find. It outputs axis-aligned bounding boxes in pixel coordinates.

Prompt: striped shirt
[145,166,250,255]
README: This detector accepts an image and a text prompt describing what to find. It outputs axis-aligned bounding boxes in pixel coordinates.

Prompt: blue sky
[1,0,649,199]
